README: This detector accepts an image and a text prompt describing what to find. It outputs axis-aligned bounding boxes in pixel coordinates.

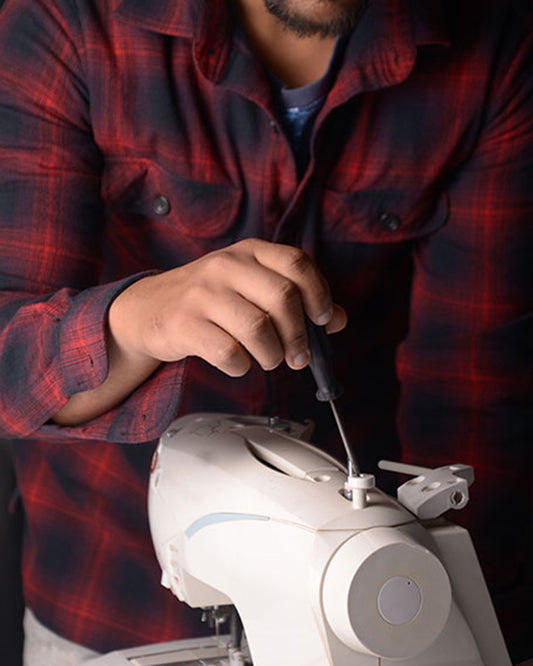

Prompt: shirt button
[153,195,171,216]
[270,120,280,134]
[379,212,402,232]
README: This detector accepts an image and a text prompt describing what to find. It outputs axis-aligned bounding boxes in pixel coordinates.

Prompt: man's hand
[52,239,346,426]
[109,238,347,377]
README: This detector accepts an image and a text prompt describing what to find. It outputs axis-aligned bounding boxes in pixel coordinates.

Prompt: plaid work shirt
[0,0,532,658]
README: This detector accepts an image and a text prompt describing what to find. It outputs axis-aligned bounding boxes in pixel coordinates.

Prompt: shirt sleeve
[0,0,186,443]
[396,5,532,592]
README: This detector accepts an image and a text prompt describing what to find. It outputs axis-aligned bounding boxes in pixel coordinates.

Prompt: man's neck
[234,0,336,88]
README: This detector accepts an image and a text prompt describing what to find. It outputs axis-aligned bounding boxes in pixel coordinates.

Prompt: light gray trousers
[23,608,100,666]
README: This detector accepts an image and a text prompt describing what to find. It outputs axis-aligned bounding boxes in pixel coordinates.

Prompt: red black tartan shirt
[0,0,532,659]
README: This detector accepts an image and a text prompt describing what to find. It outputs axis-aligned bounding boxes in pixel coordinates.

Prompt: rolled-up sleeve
[0,0,185,442]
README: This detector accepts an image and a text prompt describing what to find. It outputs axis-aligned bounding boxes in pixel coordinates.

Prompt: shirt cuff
[39,271,185,443]
[57,273,152,396]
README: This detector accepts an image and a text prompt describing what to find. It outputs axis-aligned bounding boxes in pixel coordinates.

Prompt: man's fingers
[183,317,253,377]
[224,264,311,369]
[243,239,334,326]
[212,294,285,371]
[209,239,344,369]
[174,293,286,374]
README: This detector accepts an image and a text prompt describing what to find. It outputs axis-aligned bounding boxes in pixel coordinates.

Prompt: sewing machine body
[144,413,511,666]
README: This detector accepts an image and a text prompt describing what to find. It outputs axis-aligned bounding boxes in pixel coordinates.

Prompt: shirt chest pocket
[320,187,449,244]
[102,158,242,240]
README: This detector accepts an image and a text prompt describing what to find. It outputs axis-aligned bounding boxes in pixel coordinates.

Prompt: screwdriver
[305,317,361,477]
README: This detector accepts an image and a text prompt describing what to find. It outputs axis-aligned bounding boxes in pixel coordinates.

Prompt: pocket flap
[102,158,241,238]
[321,187,449,243]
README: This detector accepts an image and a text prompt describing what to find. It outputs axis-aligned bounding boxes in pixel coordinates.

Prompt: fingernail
[315,309,333,326]
[263,357,283,371]
[292,350,310,368]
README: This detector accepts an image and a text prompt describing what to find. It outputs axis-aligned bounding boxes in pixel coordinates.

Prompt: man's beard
[263,0,368,39]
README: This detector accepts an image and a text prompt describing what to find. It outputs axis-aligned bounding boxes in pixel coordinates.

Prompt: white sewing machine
[88,413,512,666]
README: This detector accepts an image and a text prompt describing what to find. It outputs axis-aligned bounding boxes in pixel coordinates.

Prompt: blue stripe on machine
[185,512,270,539]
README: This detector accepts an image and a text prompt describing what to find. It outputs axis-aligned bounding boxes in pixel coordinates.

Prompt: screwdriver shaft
[329,399,361,477]
[305,316,361,477]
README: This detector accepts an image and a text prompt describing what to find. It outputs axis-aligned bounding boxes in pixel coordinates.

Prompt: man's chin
[264,0,367,39]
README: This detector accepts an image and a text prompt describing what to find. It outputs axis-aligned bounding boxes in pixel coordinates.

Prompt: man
[0,0,531,663]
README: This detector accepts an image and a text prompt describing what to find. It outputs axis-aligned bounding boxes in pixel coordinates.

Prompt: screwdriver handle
[305,317,343,402]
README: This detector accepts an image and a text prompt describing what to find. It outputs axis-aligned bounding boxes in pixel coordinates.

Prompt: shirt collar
[113,0,236,82]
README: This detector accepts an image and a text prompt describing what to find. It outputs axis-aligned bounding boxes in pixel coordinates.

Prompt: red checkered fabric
[0,0,531,659]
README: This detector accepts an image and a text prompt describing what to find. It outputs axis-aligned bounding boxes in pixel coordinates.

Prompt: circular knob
[378,576,421,625]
